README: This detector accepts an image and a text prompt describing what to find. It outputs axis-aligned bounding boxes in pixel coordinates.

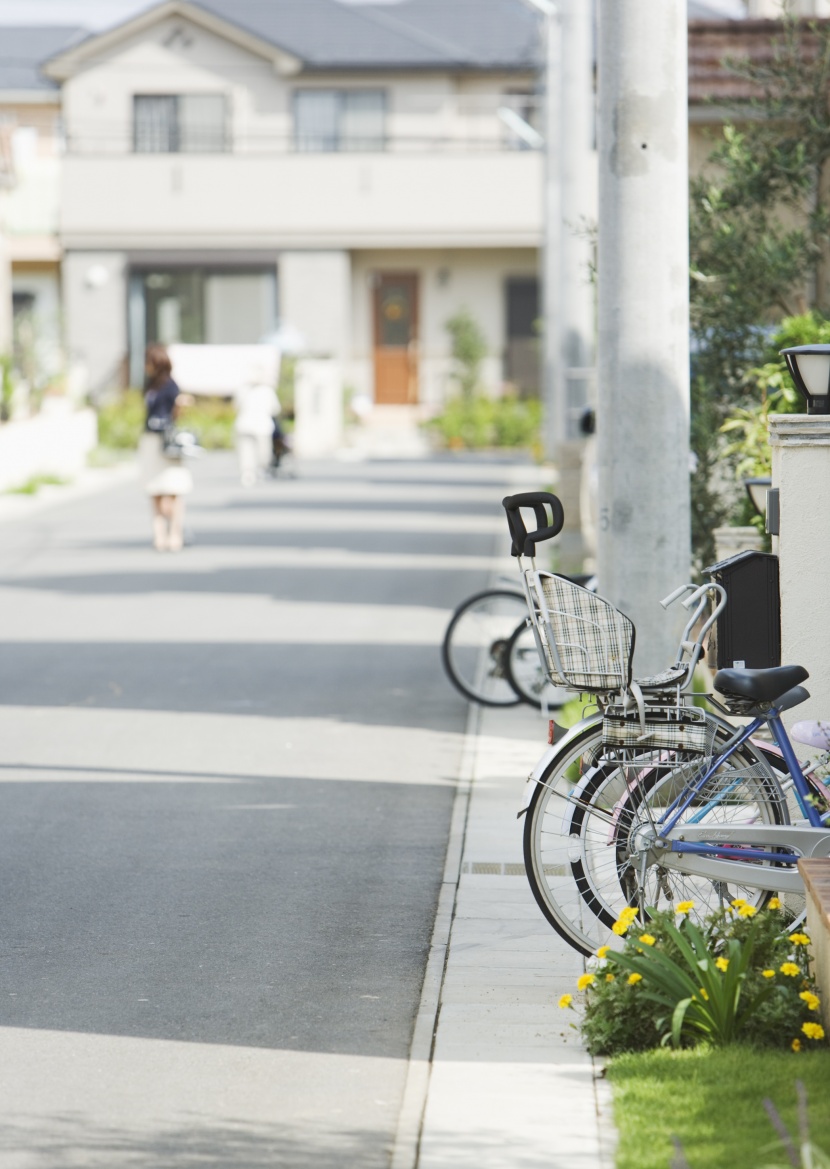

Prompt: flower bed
[561,899,824,1055]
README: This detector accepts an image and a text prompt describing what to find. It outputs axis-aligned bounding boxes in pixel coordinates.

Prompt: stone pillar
[769,414,830,723]
[595,0,691,674]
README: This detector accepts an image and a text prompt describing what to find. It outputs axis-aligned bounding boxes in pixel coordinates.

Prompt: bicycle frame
[650,710,830,892]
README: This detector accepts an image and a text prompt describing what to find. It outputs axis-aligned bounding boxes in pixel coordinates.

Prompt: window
[505,278,540,394]
[128,267,277,385]
[294,89,385,152]
[133,94,229,153]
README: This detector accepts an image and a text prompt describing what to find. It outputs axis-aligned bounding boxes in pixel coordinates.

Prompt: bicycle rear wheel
[505,621,569,711]
[523,718,788,956]
[441,589,527,707]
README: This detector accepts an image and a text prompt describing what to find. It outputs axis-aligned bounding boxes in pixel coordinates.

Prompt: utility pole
[596,0,691,674]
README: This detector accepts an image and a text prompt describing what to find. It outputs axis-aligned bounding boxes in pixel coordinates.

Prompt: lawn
[608,1045,830,1169]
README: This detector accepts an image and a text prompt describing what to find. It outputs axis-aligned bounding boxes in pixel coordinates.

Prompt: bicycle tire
[523,716,788,956]
[504,620,569,711]
[441,588,528,707]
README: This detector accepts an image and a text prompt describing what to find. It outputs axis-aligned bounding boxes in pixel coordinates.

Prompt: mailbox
[705,550,781,670]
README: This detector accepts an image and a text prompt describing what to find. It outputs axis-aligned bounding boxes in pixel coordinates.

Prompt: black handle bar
[501,491,565,557]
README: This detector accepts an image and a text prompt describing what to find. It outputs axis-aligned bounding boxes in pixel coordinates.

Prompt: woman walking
[138,344,193,552]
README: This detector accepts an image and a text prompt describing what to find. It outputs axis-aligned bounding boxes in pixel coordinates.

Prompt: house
[42,0,547,407]
[0,26,86,402]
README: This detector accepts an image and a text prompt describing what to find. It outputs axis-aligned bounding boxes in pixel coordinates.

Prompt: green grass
[609,1046,830,1169]
[5,474,68,495]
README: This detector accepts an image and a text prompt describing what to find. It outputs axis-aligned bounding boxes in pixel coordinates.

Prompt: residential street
[0,451,525,1167]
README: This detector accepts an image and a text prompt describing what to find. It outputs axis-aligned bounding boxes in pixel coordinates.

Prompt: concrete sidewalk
[395,698,615,1169]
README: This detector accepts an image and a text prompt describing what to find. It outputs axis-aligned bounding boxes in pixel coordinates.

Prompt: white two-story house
[42,0,548,406]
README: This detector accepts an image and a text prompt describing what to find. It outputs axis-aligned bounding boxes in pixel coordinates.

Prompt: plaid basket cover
[536,574,634,691]
[602,705,715,755]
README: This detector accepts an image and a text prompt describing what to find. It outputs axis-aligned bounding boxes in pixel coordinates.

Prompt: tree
[445,309,487,400]
[689,17,830,567]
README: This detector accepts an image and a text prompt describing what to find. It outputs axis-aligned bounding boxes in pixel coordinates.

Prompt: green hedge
[427,394,542,450]
[96,390,236,450]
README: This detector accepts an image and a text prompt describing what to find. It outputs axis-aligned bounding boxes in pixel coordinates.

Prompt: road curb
[390,699,481,1169]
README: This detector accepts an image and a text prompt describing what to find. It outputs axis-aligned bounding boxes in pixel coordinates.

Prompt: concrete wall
[63,250,128,396]
[0,401,97,491]
[279,251,351,360]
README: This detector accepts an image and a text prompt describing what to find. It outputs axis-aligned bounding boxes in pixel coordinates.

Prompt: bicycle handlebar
[502,492,565,558]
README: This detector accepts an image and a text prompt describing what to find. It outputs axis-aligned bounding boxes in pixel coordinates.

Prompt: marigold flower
[800,991,820,1012]
[638,934,656,947]
[789,933,811,946]
[802,1022,825,1041]
[768,897,782,910]
[792,1038,802,1053]
[730,898,747,909]
[715,957,729,972]
[762,969,776,979]
[619,907,639,924]
[699,987,709,1001]
[605,973,615,982]
[612,920,629,936]
[558,994,573,1009]
[737,904,757,918]
[676,900,695,914]
[627,972,642,986]
[577,973,596,992]
[780,963,800,977]
[596,946,610,959]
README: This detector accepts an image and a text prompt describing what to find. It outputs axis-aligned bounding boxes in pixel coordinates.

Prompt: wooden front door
[373,274,419,404]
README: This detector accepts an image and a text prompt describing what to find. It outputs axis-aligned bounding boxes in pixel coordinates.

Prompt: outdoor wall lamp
[743,476,771,518]
[780,344,830,414]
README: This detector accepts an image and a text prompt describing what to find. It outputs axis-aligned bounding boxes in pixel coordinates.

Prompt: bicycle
[502,491,830,956]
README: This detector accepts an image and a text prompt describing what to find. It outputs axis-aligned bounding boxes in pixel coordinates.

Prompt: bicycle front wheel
[441,589,527,706]
[523,717,788,956]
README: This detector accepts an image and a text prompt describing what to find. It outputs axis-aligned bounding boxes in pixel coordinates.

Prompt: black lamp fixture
[743,476,771,518]
[779,344,830,414]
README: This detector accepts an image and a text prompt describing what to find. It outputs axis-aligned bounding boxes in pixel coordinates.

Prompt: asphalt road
[0,451,523,1167]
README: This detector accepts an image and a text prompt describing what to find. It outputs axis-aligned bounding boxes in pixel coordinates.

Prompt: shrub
[177,396,235,449]
[427,393,541,450]
[96,389,145,449]
[565,900,822,1056]
[445,309,487,400]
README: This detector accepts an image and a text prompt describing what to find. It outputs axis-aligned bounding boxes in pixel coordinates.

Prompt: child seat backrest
[530,572,635,692]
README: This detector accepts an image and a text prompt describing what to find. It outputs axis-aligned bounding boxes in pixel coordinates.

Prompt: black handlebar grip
[502,492,565,557]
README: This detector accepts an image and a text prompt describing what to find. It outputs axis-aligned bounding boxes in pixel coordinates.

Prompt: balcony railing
[63,93,543,157]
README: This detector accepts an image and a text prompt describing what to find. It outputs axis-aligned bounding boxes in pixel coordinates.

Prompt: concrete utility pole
[596,0,691,675]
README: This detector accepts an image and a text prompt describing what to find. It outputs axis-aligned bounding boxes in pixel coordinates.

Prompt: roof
[0,25,87,93]
[688,18,826,104]
[46,0,543,76]
[190,0,543,71]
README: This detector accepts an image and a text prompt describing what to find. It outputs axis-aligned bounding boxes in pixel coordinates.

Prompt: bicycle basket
[602,705,715,755]
[533,573,635,692]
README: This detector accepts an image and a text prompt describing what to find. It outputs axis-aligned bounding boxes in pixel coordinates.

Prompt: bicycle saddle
[714,664,809,703]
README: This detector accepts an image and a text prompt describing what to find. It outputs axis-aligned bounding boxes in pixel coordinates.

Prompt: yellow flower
[762,969,776,979]
[558,994,573,1009]
[789,933,811,946]
[638,934,656,947]
[676,900,695,914]
[596,946,610,959]
[577,974,596,992]
[627,972,642,986]
[699,987,709,1001]
[781,963,800,977]
[730,898,746,909]
[606,973,615,982]
[800,991,820,1012]
[715,957,729,972]
[792,1038,802,1053]
[768,897,782,910]
[802,1022,826,1041]
[612,921,629,936]
[737,904,757,918]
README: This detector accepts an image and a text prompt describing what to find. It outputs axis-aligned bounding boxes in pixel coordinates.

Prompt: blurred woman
[138,344,193,552]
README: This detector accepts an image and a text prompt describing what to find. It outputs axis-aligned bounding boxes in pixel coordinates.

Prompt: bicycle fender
[518,715,602,818]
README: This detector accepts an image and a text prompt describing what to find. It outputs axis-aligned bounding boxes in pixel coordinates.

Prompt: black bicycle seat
[714,664,809,703]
